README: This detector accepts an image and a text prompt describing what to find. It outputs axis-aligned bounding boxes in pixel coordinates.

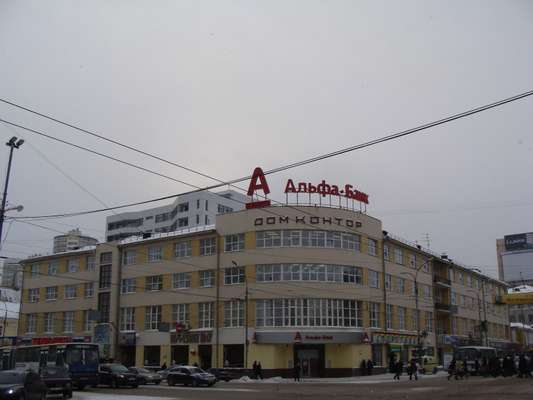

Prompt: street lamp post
[0,137,24,245]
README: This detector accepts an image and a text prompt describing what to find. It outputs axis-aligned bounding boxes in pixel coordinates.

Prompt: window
[84,310,94,332]
[394,248,404,265]
[48,261,58,276]
[100,252,112,264]
[98,292,111,323]
[397,277,406,294]
[369,270,380,288]
[46,286,58,301]
[224,267,245,285]
[424,285,431,298]
[225,234,244,252]
[256,231,282,248]
[148,246,163,262]
[30,265,39,278]
[200,270,215,287]
[205,215,209,225]
[174,241,192,258]
[448,267,454,282]
[63,311,74,333]
[197,199,200,209]
[409,253,416,269]
[196,214,200,224]
[29,288,39,303]
[178,217,188,227]
[198,302,214,328]
[178,202,189,212]
[224,300,244,327]
[99,265,111,289]
[84,282,94,298]
[451,291,457,305]
[86,255,96,271]
[26,314,36,333]
[64,285,77,299]
[412,310,419,331]
[368,239,377,256]
[386,304,393,329]
[385,274,392,291]
[383,245,390,261]
[256,298,362,328]
[146,275,163,291]
[121,278,136,294]
[123,250,137,266]
[200,238,216,256]
[458,272,464,285]
[173,272,191,289]
[423,258,430,273]
[67,259,79,273]
[369,302,381,328]
[120,307,136,331]
[426,311,433,332]
[218,204,233,214]
[44,313,54,333]
[205,200,209,211]
[398,307,406,330]
[145,306,162,330]
[467,275,472,287]
[172,304,189,325]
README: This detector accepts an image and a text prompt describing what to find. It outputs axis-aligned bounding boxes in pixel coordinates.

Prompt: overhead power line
[5,88,533,220]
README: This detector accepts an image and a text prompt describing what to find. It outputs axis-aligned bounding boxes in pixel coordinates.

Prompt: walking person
[393,360,403,380]
[294,360,301,382]
[360,359,367,376]
[366,359,374,376]
[518,354,527,378]
[257,362,263,380]
[252,361,258,379]
[408,358,418,381]
[447,358,456,381]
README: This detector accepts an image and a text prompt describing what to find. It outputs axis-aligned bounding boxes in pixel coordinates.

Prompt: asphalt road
[81,375,533,400]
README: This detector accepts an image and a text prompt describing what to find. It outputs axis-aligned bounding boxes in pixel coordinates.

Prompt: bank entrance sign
[246,167,370,211]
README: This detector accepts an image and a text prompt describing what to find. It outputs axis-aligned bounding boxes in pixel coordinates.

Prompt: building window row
[29,255,96,278]
[256,230,361,251]
[256,264,362,284]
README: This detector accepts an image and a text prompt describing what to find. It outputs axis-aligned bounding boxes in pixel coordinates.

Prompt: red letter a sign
[246,167,272,209]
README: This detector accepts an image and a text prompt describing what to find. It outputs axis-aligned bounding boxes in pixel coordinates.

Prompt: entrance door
[294,345,324,378]
[172,345,188,365]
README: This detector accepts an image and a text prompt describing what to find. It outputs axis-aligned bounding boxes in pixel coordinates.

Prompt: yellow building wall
[191,239,200,257]
[160,345,171,366]
[248,344,293,370]
[135,346,145,367]
[135,307,145,331]
[325,344,371,369]
[244,232,256,250]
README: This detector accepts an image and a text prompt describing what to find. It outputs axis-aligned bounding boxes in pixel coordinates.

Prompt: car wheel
[167,378,175,387]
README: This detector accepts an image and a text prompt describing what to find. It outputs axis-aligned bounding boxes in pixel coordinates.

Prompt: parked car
[128,368,162,385]
[207,368,243,382]
[98,364,138,388]
[156,366,182,380]
[166,366,216,387]
[0,369,47,400]
[40,364,73,398]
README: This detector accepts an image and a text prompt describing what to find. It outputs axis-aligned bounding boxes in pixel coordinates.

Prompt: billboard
[504,233,533,251]
[501,251,533,282]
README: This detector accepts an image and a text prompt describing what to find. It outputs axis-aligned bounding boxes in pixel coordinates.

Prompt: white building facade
[105,189,248,242]
[53,229,98,254]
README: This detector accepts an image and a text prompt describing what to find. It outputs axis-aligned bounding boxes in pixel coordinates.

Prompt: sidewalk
[233,371,447,384]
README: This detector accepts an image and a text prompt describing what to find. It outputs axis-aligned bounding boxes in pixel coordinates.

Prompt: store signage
[254,215,362,228]
[372,332,417,345]
[256,331,364,344]
[504,233,533,251]
[285,179,369,204]
[171,331,212,344]
[246,167,271,209]
[31,336,91,345]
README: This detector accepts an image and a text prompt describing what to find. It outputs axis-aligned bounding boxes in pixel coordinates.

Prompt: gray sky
[1,0,532,277]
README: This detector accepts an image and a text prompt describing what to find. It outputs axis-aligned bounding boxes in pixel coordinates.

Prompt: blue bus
[1,343,99,389]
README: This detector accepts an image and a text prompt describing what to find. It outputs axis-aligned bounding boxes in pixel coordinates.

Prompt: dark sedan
[41,365,72,399]
[0,369,47,400]
[167,366,216,387]
[98,364,138,388]
[128,368,162,385]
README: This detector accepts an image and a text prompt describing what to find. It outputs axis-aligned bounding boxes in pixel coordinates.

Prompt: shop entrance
[172,345,189,365]
[198,345,212,370]
[294,344,324,378]
[223,344,244,367]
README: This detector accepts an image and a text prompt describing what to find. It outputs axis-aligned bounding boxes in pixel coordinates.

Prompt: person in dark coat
[252,361,258,379]
[393,360,403,380]
[408,359,418,381]
[366,359,374,376]
[518,355,527,378]
[161,362,167,370]
[474,359,480,376]
[257,362,263,380]
[447,358,456,381]
[293,360,301,382]
[360,359,367,376]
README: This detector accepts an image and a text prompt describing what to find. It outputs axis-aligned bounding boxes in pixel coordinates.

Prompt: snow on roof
[119,224,216,246]
[508,285,533,294]
[24,245,97,262]
[510,322,533,330]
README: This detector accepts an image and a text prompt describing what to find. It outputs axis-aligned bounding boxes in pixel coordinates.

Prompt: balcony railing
[433,275,451,287]
[435,302,451,311]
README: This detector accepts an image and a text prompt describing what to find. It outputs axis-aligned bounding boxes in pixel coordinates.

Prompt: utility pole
[0,137,24,245]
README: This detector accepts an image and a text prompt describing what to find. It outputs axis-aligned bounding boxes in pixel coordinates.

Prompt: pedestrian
[294,360,301,382]
[257,362,263,380]
[408,359,418,381]
[474,359,480,376]
[366,359,374,376]
[393,360,403,380]
[360,359,367,376]
[161,362,167,370]
[518,354,527,378]
[252,361,257,379]
[447,358,456,381]
[528,354,533,378]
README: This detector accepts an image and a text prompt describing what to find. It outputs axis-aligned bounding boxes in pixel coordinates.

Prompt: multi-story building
[53,229,98,254]
[20,204,510,377]
[105,189,248,242]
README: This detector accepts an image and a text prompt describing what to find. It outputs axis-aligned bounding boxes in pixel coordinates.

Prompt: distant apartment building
[53,229,98,254]
[496,232,533,286]
[105,189,248,242]
[0,258,22,289]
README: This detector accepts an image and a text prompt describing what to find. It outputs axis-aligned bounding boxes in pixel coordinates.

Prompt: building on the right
[496,232,533,285]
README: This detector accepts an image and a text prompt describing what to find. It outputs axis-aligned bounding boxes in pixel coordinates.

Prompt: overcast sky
[1,0,532,277]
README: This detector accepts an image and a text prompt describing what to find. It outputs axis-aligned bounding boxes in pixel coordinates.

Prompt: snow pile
[237,376,253,382]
